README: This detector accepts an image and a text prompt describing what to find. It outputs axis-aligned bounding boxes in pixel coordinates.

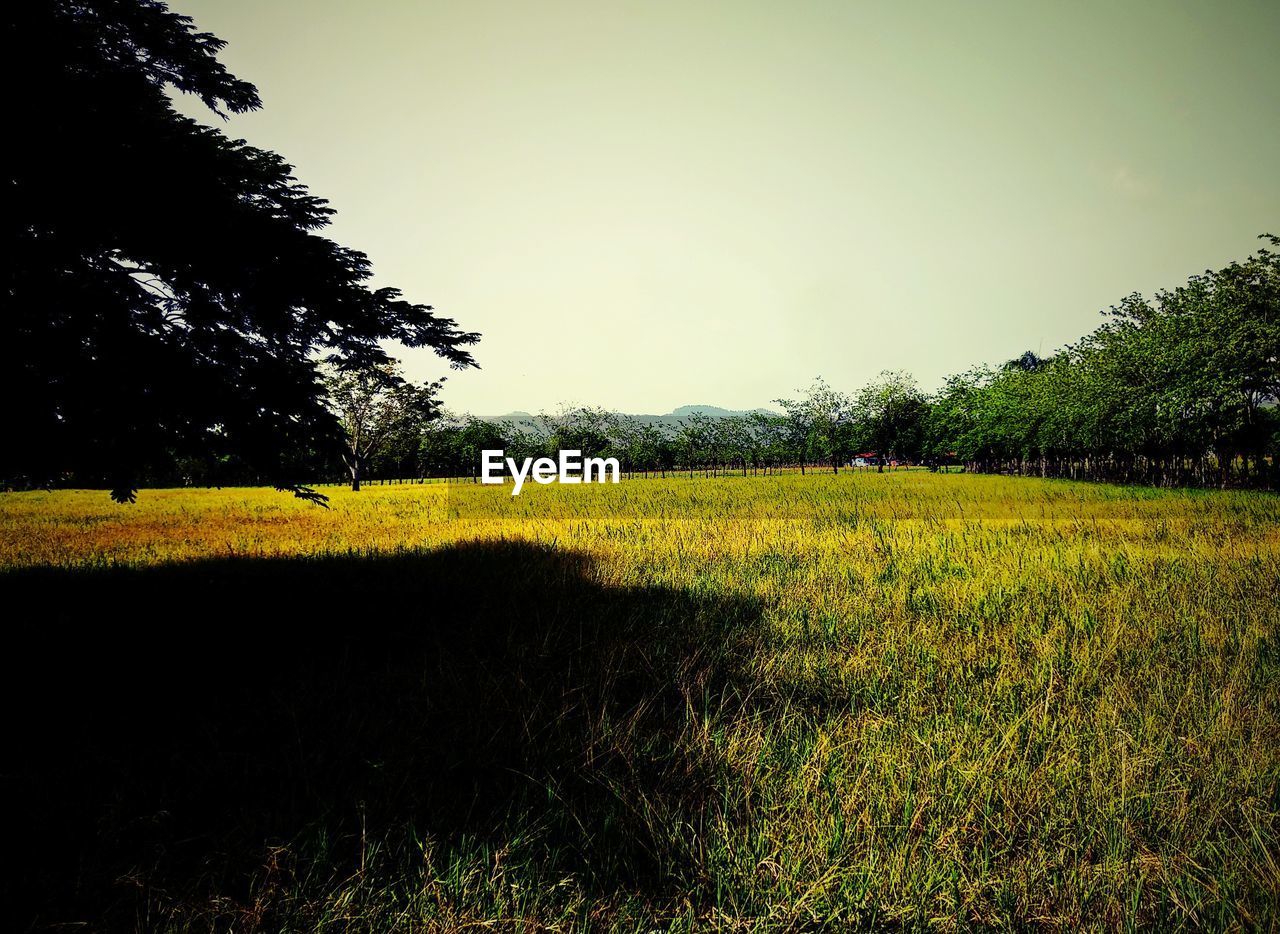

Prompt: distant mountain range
[478,405,778,428]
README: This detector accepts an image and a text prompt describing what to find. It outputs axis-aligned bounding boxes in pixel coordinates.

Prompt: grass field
[3,473,1279,931]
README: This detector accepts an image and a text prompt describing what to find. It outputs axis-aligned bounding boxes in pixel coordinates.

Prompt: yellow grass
[4,473,1279,930]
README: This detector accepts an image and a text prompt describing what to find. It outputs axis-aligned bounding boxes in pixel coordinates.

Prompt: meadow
[3,473,1278,931]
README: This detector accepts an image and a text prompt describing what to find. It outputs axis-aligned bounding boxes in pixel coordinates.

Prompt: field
[3,473,1279,931]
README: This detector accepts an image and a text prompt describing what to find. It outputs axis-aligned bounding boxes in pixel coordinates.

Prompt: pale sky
[173,0,1280,414]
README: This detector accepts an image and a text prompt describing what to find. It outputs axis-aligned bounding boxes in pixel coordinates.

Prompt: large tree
[5,1,478,501]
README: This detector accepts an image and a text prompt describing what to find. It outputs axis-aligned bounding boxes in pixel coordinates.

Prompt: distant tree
[536,407,617,458]
[717,415,754,475]
[5,1,478,502]
[749,411,791,473]
[419,414,464,478]
[676,413,714,477]
[1004,350,1047,373]
[854,371,927,471]
[501,423,544,468]
[776,378,853,473]
[453,417,512,482]
[326,365,443,491]
[925,368,990,467]
[632,422,676,477]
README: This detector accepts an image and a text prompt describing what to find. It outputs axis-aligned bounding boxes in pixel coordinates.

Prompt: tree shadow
[1,541,764,929]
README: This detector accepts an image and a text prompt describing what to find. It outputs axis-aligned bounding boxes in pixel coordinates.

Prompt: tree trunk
[349,459,362,492]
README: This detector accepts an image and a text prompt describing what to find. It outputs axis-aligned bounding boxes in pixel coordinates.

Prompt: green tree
[925,236,1279,489]
[775,377,853,473]
[854,371,927,471]
[325,365,443,491]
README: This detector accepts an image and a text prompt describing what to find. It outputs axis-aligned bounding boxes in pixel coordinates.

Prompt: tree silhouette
[5,1,478,502]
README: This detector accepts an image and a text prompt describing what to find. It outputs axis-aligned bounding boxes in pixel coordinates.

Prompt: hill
[478,405,778,429]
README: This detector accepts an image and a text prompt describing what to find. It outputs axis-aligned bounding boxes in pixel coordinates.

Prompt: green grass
[2,473,1278,930]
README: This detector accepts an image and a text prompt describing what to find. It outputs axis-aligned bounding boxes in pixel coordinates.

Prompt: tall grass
[2,473,1277,930]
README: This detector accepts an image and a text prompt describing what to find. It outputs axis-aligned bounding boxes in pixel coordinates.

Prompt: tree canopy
[344,239,1278,491]
[5,0,478,501]
[923,237,1280,486]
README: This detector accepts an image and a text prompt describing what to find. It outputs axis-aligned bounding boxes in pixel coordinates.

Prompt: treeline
[351,376,928,484]
[28,237,1277,493]
[930,237,1280,487]
[342,237,1279,490]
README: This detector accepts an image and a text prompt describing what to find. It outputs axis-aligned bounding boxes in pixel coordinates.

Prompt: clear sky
[173,0,1280,414]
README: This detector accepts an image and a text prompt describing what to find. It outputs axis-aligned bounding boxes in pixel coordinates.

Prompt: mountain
[669,405,770,418]
[477,405,779,428]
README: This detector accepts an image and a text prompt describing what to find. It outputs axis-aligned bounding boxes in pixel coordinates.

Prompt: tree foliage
[325,365,444,491]
[356,239,1278,491]
[931,237,1280,486]
[775,378,855,474]
[854,371,928,471]
[5,0,477,501]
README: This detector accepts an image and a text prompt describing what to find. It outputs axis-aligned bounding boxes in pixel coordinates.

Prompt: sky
[173,0,1280,415]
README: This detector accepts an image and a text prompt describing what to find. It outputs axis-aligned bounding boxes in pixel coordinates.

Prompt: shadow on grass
[2,541,763,929]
